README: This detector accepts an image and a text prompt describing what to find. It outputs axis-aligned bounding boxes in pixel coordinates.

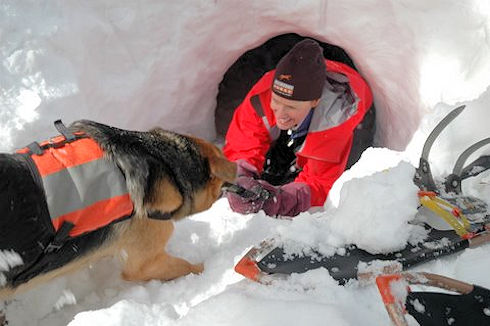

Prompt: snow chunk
[0,250,23,272]
[329,161,421,253]
[409,298,426,314]
[390,278,409,306]
[54,290,77,310]
[328,147,409,207]
[357,260,402,281]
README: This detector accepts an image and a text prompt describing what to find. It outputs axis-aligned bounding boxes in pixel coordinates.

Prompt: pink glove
[227,176,266,214]
[227,176,311,217]
[261,181,311,217]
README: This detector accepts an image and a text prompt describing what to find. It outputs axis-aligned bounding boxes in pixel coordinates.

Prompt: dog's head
[188,135,237,212]
[144,128,236,220]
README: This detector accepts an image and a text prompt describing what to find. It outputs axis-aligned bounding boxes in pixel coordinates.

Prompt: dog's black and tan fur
[0,120,236,302]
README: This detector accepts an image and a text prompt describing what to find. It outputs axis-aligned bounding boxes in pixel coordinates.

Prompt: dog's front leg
[120,219,203,282]
[122,253,203,282]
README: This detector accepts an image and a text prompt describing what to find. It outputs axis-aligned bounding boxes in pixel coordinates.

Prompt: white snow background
[1,0,490,325]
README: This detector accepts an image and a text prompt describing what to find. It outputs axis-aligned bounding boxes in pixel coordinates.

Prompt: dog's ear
[208,155,237,183]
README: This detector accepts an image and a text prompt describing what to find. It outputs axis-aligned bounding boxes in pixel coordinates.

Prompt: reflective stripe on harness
[43,156,133,236]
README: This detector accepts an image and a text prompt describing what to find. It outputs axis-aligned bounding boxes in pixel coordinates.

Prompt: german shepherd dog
[0,120,236,304]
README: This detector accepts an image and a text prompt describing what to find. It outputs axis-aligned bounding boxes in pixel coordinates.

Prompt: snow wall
[1,0,490,152]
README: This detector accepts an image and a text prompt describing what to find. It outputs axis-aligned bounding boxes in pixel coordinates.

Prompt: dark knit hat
[272,39,326,101]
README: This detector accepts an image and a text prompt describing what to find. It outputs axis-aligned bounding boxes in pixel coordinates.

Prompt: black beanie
[272,39,327,101]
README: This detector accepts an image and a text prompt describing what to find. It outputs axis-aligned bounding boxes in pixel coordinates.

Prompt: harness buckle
[44,242,63,254]
[26,142,43,155]
[49,135,67,148]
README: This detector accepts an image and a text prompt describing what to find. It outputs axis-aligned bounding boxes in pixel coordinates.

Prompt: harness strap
[27,142,43,155]
[44,221,74,254]
[250,95,279,141]
[251,95,270,129]
[148,210,174,220]
[18,120,87,156]
[54,119,76,141]
[250,95,265,117]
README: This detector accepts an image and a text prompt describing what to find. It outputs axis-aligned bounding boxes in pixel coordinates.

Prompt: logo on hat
[273,79,294,97]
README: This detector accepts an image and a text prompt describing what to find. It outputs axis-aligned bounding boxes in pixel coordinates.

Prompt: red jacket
[224,59,373,207]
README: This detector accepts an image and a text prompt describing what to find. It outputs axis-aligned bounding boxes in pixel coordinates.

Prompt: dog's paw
[191,263,204,274]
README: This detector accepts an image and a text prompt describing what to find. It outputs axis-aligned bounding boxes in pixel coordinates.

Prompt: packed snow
[0,251,23,287]
[2,0,490,325]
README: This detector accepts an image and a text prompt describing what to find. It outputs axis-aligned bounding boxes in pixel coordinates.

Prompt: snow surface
[2,0,490,325]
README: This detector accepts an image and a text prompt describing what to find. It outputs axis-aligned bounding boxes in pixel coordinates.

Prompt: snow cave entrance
[215,33,376,168]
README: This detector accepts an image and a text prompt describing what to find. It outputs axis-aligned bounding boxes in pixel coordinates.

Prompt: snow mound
[276,152,423,255]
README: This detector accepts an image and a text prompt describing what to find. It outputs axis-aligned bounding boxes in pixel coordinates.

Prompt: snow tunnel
[214,33,376,168]
[2,1,490,166]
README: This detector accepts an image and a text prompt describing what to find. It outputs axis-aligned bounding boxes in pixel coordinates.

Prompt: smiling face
[270,92,320,130]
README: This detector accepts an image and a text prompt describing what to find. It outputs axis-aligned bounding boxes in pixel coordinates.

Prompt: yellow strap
[419,194,471,237]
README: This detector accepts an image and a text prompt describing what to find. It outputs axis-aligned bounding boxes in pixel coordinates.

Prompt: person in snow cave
[224,39,373,217]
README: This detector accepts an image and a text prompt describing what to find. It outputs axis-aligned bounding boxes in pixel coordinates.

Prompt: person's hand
[226,176,269,214]
[226,176,311,217]
[261,181,311,217]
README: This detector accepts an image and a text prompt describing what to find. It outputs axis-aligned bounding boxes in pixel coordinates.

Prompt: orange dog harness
[17,120,134,238]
